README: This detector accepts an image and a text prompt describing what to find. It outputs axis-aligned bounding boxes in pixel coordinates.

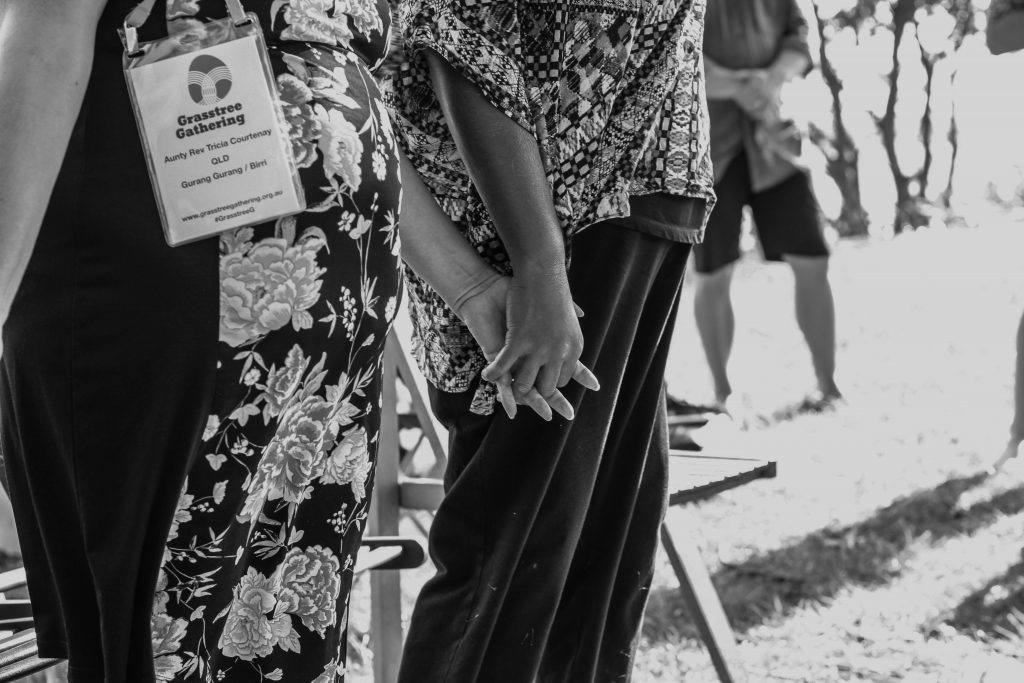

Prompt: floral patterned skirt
[1,38,401,683]
[152,45,403,683]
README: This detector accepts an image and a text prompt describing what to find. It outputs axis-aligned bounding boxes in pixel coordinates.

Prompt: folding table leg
[660,516,747,683]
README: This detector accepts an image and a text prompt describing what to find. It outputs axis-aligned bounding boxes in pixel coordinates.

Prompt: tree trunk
[873,0,928,233]
[941,104,959,209]
[810,2,869,236]
[941,70,959,209]
[916,38,935,201]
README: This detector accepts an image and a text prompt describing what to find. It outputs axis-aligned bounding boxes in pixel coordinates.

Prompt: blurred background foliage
[787,0,1023,238]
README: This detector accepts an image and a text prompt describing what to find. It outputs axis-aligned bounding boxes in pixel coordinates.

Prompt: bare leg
[786,254,841,398]
[694,263,736,407]
[994,309,1024,471]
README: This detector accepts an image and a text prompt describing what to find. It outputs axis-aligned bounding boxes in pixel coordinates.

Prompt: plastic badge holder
[121,0,305,246]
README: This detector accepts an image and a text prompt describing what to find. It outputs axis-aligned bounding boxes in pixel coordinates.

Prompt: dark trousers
[398,223,692,682]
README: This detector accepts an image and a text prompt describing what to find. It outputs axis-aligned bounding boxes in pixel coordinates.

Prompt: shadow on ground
[750,395,842,429]
[644,473,1024,644]
[933,560,1024,644]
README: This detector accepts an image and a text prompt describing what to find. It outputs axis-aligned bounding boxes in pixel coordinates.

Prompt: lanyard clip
[227,0,253,27]
[120,0,158,57]
[120,0,252,57]
[120,24,142,57]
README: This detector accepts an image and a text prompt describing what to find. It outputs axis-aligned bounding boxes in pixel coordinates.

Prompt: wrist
[513,255,569,285]
[450,268,503,321]
[766,64,790,90]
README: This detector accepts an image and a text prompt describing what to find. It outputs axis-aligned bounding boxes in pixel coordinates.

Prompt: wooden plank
[0,632,36,652]
[361,537,427,571]
[355,547,404,575]
[369,343,403,683]
[0,570,25,595]
[398,477,445,511]
[669,455,777,507]
[660,517,747,683]
[667,414,714,428]
[0,601,32,622]
[0,630,61,683]
[669,450,775,463]
[388,330,448,476]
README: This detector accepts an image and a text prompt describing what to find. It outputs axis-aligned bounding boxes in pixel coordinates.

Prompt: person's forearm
[398,151,501,315]
[423,51,566,280]
[767,48,811,86]
[703,55,747,100]
[422,50,585,402]
[0,1,104,322]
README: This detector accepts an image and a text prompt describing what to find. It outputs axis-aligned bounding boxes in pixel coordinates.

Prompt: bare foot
[989,439,1022,475]
[797,389,845,414]
[817,380,843,403]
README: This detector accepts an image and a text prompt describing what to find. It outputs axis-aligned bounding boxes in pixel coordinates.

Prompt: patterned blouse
[384,0,715,413]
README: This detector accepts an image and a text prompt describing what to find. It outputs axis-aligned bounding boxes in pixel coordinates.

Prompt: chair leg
[370,347,403,683]
[660,517,747,683]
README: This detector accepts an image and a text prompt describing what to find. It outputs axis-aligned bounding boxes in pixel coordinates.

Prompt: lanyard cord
[122,0,249,55]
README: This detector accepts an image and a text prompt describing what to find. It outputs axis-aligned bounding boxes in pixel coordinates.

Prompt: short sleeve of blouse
[986,0,1024,54]
[399,0,536,133]
[780,0,814,73]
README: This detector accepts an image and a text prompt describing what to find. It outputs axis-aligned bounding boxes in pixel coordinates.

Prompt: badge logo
[187,55,233,106]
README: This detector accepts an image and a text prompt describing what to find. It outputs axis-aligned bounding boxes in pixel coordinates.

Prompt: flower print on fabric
[219,234,327,348]
[278,74,322,168]
[315,105,363,191]
[239,391,336,517]
[320,426,371,501]
[276,546,343,636]
[167,492,194,542]
[280,0,383,49]
[218,568,298,661]
[313,660,347,683]
[153,0,401,681]
[216,547,342,661]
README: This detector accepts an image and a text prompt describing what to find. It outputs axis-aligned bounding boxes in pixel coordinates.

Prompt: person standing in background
[694,0,841,414]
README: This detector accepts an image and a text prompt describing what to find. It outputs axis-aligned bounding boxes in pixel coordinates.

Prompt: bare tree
[810,0,977,235]
[809,0,870,236]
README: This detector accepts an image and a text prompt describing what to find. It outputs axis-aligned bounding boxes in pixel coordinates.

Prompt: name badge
[122,6,305,246]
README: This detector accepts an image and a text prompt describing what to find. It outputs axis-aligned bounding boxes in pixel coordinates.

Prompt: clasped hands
[730,68,785,124]
[453,269,600,421]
